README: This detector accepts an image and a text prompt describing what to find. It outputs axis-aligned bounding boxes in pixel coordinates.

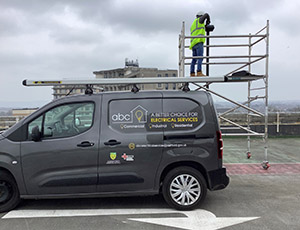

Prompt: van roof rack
[22,74,263,87]
[22,75,263,95]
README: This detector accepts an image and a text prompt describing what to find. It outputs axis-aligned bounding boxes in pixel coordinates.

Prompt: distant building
[52,60,178,99]
[52,85,103,100]
[12,108,38,117]
[93,66,178,92]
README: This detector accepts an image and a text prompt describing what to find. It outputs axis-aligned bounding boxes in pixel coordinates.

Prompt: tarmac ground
[0,137,299,230]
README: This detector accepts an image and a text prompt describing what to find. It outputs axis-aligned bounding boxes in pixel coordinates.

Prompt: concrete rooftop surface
[0,137,299,230]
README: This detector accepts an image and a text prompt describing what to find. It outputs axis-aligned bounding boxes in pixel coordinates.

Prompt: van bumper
[207,167,230,191]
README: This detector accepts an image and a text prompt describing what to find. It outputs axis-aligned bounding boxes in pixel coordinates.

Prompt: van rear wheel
[162,166,207,210]
[0,171,20,212]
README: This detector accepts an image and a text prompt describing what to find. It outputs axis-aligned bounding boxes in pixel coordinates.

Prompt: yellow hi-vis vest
[189,18,206,49]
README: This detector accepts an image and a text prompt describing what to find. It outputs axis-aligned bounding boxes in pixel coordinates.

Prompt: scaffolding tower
[179,20,270,169]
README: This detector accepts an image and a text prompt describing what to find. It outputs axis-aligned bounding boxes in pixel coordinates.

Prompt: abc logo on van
[111,113,131,122]
[111,105,148,124]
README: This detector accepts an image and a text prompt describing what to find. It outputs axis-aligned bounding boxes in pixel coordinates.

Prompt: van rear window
[161,98,203,131]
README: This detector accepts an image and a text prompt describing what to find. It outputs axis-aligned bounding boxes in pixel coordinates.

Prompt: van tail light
[216,131,223,159]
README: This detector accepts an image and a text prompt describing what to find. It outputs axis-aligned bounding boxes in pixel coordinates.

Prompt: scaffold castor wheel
[262,161,270,170]
[247,152,251,159]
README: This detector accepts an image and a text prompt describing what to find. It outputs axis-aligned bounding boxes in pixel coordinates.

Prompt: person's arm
[199,13,210,24]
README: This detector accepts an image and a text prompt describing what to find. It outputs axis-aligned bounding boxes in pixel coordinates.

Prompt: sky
[0,0,299,107]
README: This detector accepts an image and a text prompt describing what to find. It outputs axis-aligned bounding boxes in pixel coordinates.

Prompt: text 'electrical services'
[150,117,198,123]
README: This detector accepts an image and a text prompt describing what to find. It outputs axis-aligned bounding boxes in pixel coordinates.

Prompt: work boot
[197,71,206,77]
[190,72,196,77]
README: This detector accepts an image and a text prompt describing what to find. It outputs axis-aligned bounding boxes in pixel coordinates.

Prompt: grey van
[0,90,229,212]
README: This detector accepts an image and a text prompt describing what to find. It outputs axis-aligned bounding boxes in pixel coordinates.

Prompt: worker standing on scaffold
[190,11,210,77]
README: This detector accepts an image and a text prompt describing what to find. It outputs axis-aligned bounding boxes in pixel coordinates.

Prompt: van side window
[28,102,94,140]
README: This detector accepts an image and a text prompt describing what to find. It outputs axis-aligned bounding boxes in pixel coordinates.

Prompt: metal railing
[0,116,23,131]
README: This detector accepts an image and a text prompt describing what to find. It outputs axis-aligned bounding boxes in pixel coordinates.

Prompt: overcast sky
[0,0,299,107]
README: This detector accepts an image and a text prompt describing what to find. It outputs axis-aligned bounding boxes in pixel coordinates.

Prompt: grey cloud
[0,0,300,103]
[208,0,283,33]
[66,1,199,34]
[271,1,300,36]
[0,0,76,14]
[0,0,199,39]
[0,0,288,38]
[208,1,253,33]
[48,27,104,45]
[0,3,59,37]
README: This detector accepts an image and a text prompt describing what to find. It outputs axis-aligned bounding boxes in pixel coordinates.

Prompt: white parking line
[2,208,259,230]
[2,208,177,219]
[130,210,259,230]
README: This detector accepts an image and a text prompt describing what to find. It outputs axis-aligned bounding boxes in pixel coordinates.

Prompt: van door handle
[77,141,95,147]
[104,140,121,146]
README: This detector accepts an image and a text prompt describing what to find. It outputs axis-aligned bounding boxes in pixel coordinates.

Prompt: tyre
[0,171,21,212]
[162,166,207,210]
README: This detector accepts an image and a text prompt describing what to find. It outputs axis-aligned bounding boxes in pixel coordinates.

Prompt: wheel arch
[0,164,27,195]
[159,161,208,191]
[0,166,22,212]
[0,166,17,183]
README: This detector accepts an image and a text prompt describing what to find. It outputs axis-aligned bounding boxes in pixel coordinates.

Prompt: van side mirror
[31,126,42,142]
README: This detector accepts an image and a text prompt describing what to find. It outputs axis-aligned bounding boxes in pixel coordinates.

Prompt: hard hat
[196,11,205,17]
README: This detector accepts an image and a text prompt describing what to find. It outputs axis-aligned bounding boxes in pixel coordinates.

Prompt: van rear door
[160,91,218,171]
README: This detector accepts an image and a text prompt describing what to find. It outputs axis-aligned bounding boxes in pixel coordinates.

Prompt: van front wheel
[162,166,207,210]
[0,171,20,212]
